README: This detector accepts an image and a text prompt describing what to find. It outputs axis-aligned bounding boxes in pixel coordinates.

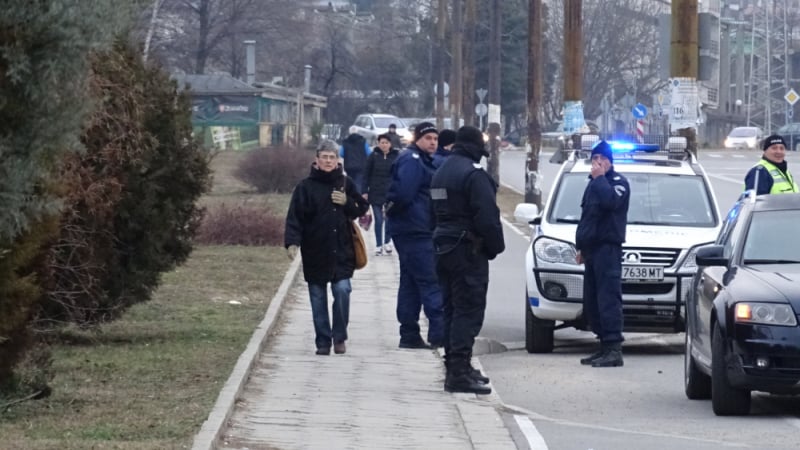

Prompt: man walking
[285,140,369,355]
[432,126,505,394]
[744,134,798,195]
[339,133,371,190]
[386,123,403,149]
[575,140,630,368]
[363,134,400,255]
[386,122,444,349]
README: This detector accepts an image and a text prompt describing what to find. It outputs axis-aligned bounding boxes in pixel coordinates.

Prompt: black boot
[470,367,490,384]
[591,342,623,368]
[445,371,492,395]
[580,346,605,365]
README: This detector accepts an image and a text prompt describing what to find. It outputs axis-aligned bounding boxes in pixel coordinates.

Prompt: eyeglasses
[317,154,338,160]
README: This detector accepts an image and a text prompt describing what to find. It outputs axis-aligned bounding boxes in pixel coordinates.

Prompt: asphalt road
[481,148,800,450]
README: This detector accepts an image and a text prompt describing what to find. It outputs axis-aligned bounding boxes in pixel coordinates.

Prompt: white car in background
[724,126,763,149]
[514,137,722,353]
[349,113,412,146]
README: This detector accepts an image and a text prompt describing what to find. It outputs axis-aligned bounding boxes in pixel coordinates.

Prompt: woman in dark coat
[285,140,369,355]
[362,134,400,255]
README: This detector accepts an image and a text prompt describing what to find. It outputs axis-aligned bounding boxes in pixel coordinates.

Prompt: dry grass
[0,150,294,449]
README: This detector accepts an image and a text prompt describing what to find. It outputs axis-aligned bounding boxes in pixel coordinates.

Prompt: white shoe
[384,242,393,254]
[375,246,383,256]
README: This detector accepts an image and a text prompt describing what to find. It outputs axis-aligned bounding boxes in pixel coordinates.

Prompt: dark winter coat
[575,168,630,254]
[284,164,370,284]
[385,144,437,238]
[363,147,400,205]
[340,134,370,174]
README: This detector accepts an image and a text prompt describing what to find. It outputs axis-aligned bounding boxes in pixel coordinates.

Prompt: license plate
[622,265,664,281]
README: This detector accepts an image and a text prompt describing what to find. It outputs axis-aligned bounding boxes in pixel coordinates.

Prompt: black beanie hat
[456,126,488,157]
[763,134,787,151]
[438,129,457,148]
[591,140,613,163]
[414,122,438,142]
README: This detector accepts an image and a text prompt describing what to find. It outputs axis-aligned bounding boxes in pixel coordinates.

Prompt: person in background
[386,123,403,150]
[339,133,371,191]
[433,129,456,168]
[744,134,798,195]
[385,122,444,349]
[431,126,505,394]
[363,134,400,255]
[285,140,369,356]
[575,140,630,368]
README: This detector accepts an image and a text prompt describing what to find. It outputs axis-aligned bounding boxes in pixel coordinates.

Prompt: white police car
[514,137,722,353]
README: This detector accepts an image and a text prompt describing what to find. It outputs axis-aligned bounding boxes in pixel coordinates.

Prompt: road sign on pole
[632,103,648,119]
[785,88,799,106]
[475,103,488,130]
[476,88,488,102]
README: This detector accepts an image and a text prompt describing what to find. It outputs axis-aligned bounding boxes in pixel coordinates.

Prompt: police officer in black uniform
[575,140,630,368]
[431,126,505,394]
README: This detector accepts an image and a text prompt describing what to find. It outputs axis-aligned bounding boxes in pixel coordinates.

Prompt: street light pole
[670,0,699,156]
[526,0,544,207]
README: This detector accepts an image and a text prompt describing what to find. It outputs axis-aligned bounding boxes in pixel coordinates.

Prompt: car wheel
[684,329,711,399]
[525,292,555,353]
[711,321,751,415]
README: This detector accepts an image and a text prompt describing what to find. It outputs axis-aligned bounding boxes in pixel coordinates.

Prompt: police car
[514,137,722,353]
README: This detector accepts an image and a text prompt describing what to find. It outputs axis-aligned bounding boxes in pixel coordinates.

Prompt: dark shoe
[334,341,346,354]
[580,349,606,365]
[316,347,331,355]
[445,373,492,395]
[591,349,624,367]
[428,341,444,349]
[471,368,490,384]
[399,340,432,349]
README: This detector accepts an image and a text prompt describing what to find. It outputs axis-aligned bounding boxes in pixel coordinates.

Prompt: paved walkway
[219,237,517,449]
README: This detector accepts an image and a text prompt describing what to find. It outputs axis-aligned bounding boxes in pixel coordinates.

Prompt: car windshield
[374,117,402,128]
[728,127,757,137]
[548,172,717,227]
[742,210,800,264]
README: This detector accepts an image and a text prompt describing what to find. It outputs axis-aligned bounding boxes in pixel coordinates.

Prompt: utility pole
[562,0,586,136]
[670,0,699,156]
[462,0,477,126]
[487,0,502,184]
[436,0,448,130]
[450,0,463,130]
[526,0,544,207]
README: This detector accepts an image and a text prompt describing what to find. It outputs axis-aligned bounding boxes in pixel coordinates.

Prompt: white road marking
[706,173,745,185]
[514,415,549,450]
[732,154,746,158]
[501,181,524,195]
[707,153,722,158]
[501,215,530,241]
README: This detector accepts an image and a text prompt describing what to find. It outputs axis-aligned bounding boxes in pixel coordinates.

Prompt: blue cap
[591,140,613,163]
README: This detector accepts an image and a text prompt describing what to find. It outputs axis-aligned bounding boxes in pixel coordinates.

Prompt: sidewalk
[217,239,517,449]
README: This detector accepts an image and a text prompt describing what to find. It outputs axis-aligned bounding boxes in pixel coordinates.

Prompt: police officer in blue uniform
[575,140,630,368]
[431,126,505,394]
[386,122,445,349]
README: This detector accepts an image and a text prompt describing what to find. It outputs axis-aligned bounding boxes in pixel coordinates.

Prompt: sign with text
[668,78,698,131]
[488,104,501,124]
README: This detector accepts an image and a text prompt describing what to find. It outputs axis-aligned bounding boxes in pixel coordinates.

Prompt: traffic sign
[785,88,799,106]
[476,88,488,102]
[632,103,648,119]
[475,103,488,117]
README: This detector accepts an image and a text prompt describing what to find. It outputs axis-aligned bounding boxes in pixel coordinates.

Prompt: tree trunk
[195,0,211,74]
[143,0,163,62]
[450,0,463,130]
[526,0,544,207]
[462,0,477,126]
[487,0,502,184]
[436,0,448,130]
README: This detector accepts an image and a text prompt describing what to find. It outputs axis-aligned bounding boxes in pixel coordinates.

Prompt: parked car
[723,126,763,149]
[502,128,526,147]
[777,122,800,151]
[685,193,800,415]
[349,114,412,146]
[541,120,600,152]
[514,137,721,353]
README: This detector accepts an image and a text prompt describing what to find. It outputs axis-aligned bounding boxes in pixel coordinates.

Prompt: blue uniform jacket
[575,168,630,253]
[386,144,437,238]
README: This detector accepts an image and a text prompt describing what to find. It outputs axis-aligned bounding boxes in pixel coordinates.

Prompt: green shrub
[37,40,211,326]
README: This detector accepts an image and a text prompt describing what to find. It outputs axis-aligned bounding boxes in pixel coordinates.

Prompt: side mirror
[514,203,540,226]
[695,244,728,267]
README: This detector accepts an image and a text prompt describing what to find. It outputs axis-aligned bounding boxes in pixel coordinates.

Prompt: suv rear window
[548,172,717,227]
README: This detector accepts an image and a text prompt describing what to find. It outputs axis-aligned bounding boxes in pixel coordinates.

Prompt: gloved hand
[331,190,347,206]
[287,245,299,260]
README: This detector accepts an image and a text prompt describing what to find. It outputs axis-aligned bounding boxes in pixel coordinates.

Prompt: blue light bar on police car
[607,141,660,153]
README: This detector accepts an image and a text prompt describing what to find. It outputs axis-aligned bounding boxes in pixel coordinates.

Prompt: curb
[191,254,302,450]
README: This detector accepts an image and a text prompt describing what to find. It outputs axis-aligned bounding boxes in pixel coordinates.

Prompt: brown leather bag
[351,220,368,269]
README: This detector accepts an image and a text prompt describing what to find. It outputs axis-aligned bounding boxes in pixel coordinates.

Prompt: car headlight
[735,302,797,326]
[533,237,577,265]
[680,242,713,271]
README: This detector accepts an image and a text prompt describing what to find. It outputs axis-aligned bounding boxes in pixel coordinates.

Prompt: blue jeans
[392,235,444,345]
[308,279,352,349]
[372,204,390,247]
